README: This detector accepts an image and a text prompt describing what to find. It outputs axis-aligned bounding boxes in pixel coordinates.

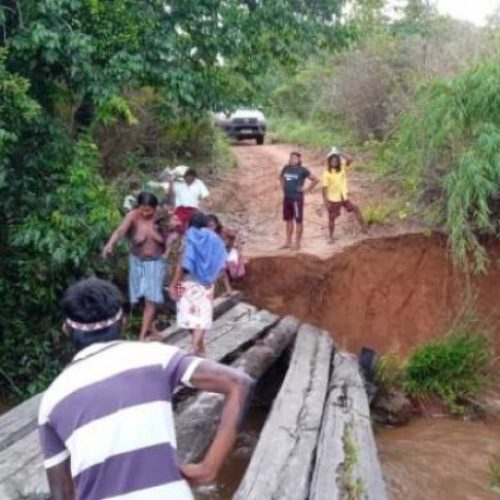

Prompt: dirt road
[207,142,415,259]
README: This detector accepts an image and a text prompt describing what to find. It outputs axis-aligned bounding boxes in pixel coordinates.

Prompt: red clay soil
[239,233,500,356]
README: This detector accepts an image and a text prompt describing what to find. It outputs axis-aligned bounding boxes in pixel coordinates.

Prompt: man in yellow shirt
[322,149,366,243]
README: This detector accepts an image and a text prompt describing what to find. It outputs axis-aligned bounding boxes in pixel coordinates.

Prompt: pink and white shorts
[176,280,214,330]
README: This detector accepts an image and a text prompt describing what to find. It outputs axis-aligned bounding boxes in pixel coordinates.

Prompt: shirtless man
[103,192,167,340]
[280,152,319,250]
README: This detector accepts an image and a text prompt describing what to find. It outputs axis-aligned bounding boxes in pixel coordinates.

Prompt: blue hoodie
[182,227,228,285]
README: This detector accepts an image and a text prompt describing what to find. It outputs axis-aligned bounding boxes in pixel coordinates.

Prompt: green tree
[0,0,350,397]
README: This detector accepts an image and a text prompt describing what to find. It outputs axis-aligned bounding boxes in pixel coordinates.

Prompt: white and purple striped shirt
[38,341,202,499]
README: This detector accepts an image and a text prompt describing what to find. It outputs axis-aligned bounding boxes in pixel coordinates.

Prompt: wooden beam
[309,351,388,500]
[0,429,47,499]
[234,324,334,500]
[176,316,301,463]
[0,394,41,453]
[172,304,278,360]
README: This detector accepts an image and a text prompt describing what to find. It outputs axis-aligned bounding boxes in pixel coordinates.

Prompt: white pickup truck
[214,109,266,145]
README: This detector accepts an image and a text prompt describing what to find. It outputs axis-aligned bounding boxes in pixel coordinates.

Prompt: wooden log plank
[0,430,48,499]
[159,291,243,344]
[233,324,333,500]
[176,316,301,463]
[173,304,278,361]
[0,394,42,453]
[309,351,388,500]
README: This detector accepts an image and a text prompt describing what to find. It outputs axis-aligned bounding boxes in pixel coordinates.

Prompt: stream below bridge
[194,414,500,499]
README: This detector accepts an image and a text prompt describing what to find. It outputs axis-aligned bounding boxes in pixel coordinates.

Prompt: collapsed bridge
[0,294,387,499]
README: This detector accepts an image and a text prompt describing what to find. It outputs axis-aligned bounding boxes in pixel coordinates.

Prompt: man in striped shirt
[38,278,254,500]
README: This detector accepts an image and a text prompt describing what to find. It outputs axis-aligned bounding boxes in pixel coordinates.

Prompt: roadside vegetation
[376,309,493,415]
[490,454,500,491]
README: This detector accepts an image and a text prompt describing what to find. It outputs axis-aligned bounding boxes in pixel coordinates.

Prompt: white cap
[327,147,340,159]
[173,165,189,177]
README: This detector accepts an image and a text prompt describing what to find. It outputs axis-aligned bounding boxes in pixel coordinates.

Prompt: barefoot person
[280,151,319,250]
[322,148,366,243]
[102,192,166,341]
[169,213,227,356]
[39,277,254,500]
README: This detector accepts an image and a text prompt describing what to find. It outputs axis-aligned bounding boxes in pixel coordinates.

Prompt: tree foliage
[0,0,348,397]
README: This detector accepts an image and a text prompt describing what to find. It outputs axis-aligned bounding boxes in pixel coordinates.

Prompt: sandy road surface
[206,142,417,259]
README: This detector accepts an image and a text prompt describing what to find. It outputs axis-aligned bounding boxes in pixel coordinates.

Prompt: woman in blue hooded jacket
[168,213,227,356]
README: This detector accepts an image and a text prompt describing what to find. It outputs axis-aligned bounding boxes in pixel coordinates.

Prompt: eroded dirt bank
[239,233,500,355]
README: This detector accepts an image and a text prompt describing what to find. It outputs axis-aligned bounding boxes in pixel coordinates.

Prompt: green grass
[490,454,500,490]
[363,200,410,225]
[267,115,352,151]
[375,352,406,392]
[340,419,365,500]
[402,311,492,414]
[212,129,237,172]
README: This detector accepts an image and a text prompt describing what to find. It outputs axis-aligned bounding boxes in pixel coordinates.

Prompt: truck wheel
[256,135,265,145]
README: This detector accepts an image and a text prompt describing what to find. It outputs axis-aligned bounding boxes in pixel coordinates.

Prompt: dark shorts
[328,200,355,219]
[283,198,304,223]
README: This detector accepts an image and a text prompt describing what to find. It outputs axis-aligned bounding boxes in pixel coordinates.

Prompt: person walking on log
[280,151,319,251]
[38,278,254,500]
[322,148,366,243]
[170,168,210,232]
[169,213,228,356]
[102,192,167,341]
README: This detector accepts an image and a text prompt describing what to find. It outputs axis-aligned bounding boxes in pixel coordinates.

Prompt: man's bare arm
[46,459,75,500]
[180,360,254,485]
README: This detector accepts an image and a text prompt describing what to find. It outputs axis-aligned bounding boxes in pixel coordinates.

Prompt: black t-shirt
[281,165,311,200]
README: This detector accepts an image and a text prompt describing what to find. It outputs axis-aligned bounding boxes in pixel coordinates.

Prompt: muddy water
[194,407,267,500]
[377,418,500,499]
[194,413,500,499]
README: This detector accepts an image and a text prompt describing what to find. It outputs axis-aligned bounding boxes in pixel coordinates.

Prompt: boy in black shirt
[279,152,319,250]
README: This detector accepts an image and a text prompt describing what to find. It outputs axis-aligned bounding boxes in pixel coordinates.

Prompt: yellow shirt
[322,165,348,202]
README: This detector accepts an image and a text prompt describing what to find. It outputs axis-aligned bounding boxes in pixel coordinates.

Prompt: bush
[96,93,236,180]
[375,352,406,393]
[0,133,120,397]
[402,315,492,413]
[382,60,500,271]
